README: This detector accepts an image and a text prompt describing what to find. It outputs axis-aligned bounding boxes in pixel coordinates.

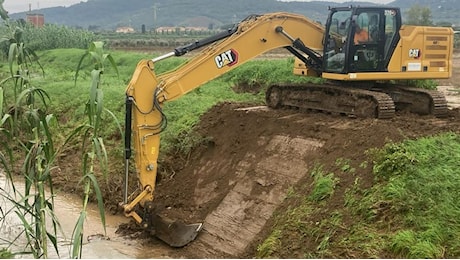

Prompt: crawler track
[266,83,395,119]
[374,84,449,118]
[266,83,448,119]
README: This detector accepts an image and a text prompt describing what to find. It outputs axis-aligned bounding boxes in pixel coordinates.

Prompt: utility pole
[153,2,157,30]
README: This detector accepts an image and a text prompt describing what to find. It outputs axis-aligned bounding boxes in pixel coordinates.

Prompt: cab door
[323,8,352,73]
[348,11,384,72]
[323,7,401,74]
[348,8,402,73]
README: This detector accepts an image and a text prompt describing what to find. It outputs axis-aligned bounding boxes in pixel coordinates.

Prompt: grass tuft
[309,165,337,202]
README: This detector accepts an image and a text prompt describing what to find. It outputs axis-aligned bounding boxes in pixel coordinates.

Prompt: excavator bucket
[150,213,203,247]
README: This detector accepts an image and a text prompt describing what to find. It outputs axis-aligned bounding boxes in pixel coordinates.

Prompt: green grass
[369,132,460,258]
[0,248,13,259]
[309,165,338,202]
[256,166,341,258]
[258,132,460,258]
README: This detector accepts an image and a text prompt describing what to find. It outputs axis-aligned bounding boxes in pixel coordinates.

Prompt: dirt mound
[148,102,460,258]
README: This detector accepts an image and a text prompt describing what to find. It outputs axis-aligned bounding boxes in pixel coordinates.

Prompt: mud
[109,49,460,256]
[0,174,139,259]
[138,98,460,258]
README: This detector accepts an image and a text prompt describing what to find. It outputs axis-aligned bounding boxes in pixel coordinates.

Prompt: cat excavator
[120,6,453,247]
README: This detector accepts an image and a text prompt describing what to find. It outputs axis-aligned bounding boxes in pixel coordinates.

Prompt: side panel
[387,26,453,78]
[323,25,453,81]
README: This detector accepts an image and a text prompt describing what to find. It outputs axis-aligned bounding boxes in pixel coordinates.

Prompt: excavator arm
[121,12,326,247]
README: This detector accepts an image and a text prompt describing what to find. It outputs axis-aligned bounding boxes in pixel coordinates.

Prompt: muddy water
[0,173,174,259]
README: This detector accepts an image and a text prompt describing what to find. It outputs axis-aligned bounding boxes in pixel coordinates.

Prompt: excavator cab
[323,6,401,74]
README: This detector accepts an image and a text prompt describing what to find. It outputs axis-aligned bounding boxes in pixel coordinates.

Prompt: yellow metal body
[294,25,453,81]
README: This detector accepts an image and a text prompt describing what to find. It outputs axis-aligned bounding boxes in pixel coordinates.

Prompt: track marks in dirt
[152,103,460,258]
[187,134,323,257]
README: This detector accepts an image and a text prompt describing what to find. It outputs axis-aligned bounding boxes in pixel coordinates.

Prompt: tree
[436,21,453,27]
[405,4,433,26]
[0,0,8,20]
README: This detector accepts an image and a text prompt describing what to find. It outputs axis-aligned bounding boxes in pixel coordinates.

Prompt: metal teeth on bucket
[152,213,203,247]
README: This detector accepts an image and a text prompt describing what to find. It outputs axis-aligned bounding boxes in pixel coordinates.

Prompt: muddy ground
[52,51,460,258]
[150,104,460,258]
[132,52,460,258]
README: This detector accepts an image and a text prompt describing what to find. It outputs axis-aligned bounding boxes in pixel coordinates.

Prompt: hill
[392,0,459,25]
[9,0,374,30]
[6,0,460,30]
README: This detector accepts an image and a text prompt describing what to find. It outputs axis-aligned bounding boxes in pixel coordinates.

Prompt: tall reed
[70,41,120,258]
[0,9,62,258]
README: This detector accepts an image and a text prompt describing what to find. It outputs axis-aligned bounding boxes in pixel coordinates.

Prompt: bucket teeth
[141,203,203,247]
[151,213,203,247]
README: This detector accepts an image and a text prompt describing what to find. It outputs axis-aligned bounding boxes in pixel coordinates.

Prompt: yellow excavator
[120,6,453,247]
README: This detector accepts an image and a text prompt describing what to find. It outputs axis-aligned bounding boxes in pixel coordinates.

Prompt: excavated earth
[123,100,460,258]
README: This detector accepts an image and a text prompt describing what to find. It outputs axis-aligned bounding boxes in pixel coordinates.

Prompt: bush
[23,24,97,51]
[1,21,98,55]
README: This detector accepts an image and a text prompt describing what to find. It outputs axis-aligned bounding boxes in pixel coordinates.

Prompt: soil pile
[147,102,460,258]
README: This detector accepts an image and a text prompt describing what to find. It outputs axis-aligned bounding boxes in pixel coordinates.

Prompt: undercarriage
[265,82,448,119]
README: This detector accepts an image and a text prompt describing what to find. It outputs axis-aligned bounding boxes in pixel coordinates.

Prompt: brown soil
[147,103,460,258]
[136,50,460,257]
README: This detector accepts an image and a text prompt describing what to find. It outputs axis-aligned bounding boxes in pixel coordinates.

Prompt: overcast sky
[3,0,394,14]
[3,0,87,13]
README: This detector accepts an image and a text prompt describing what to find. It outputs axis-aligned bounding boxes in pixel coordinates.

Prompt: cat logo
[215,49,238,69]
[409,48,421,59]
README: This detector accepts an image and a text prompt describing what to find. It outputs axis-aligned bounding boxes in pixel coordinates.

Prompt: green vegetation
[369,133,460,258]
[308,165,338,202]
[0,248,13,259]
[0,21,96,55]
[0,8,114,257]
[405,4,434,26]
[0,12,63,258]
[257,132,460,258]
[69,41,119,258]
[23,24,96,51]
